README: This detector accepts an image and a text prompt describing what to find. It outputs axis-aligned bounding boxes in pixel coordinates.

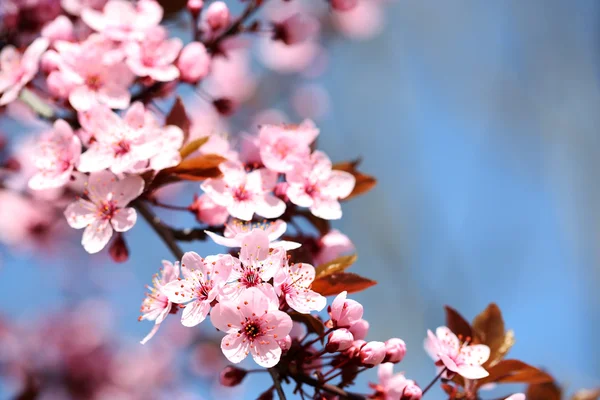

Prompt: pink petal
[250,338,282,368]
[181,251,209,276]
[211,303,243,333]
[255,194,286,219]
[97,83,131,110]
[82,219,113,253]
[81,8,106,32]
[310,198,342,220]
[286,185,313,207]
[148,65,180,82]
[221,332,250,364]
[322,170,356,199]
[240,229,270,263]
[85,170,117,203]
[64,199,97,229]
[228,200,255,221]
[205,230,241,248]
[77,145,115,173]
[181,300,211,327]
[111,174,145,207]
[162,279,195,303]
[110,207,137,232]
[69,85,96,111]
[140,323,162,345]
[454,364,490,380]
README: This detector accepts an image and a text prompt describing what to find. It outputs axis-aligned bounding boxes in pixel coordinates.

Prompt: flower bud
[187,0,203,16]
[329,291,363,328]
[331,0,358,12]
[326,328,354,352]
[177,42,211,83]
[346,339,366,358]
[349,319,369,340]
[273,13,319,46]
[205,1,230,31]
[219,365,247,387]
[109,233,129,263]
[383,338,406,363]
[41,15,74,42]
[359,341,386,367]
[47,71,73,98]
[189,194,228,226]
[401,383,423,400]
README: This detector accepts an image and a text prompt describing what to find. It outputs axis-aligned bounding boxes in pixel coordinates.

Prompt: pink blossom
[28,119,81,190]
[205,219,300,252]
[41,16,74,42]
[349,318,369,341]
[258,120,319,173]
[505,395,525,400]
[82,0,163,42]
[177,41,211,83]
[126,27,182,82]
[221,231,286,300]
[331,0,357,12]
[383,338,406,364]
[61,0,107,16]
[0,38,49,105]
[286,151,355,220]
[210,287,293,367]
[360,341,386,367]
[326,328,354,352]
[189,194,229,226]
[314,229,355,266]
[424,326,490,380]
[64,171,143,253]
[204,48,256,103]
[187,0,203,15]
[52,35,133,111]
[200,161,286,221]
[328,291,363,328]
[273,261,326,314]
[273,13,319,46]
[332,0,384,40]
[373,363,422,400]
[139,260,180,344]
[162,252,233,327]
[205,1,230,31]
[77,103,182,174]
[258,37,321,73]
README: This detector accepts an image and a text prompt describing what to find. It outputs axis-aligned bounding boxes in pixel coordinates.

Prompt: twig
[268,368,287,400]
[204,0,266,53]
[421,367,447,395]
[291,373,365,400]
[133,199,185,259]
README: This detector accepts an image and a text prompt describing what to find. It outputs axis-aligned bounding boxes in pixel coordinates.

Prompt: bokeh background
[2,0,600,398]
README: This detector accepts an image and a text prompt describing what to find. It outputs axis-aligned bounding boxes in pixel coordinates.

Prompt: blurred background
[2,0,600,398]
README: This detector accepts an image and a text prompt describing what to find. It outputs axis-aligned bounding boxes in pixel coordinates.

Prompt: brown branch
[268,368,287,400]
[291,373,366,400]
[133,199,185,259]
[204,0,266,53]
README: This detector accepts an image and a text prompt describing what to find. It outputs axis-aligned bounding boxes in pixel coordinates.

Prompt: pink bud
[329,291,363,328]
[359,341,386,367]
[219,366,247,387]
[177,42,211,83]
[47,71,73,99]
[331,0,358,12]
[273,13,319,46]
[205,1,230,31]
[346,339,366,358]
[187,0,203,15]
[41,15,74,42]
[278,335,292,352]
[108,233,129,263]
[383,338,406,363]
[401,383,423,400]
[326,328,354,352]
[349,319,369,340]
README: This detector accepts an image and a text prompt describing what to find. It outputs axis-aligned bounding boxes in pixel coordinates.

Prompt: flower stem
[421,367,447,396]
[268,368,287,400]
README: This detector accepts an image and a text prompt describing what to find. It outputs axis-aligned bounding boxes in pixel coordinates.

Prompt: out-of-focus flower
[64,171,143,253]
[273,13,319,46]
[41,15,74,42]
[139,260,180,344]
[0,38,49,105]
[200,161,285,221]
[219,366,247,387]
[504,395,526,400]
[177,41,211,83]
[383,338,406,364]
[163,252,232,327]
[205,1,230,31]
[372,363,422,400]
[314,229,355,266]
[205,219,300,251]
[190,194,229,226]
[259,120,319,173]
[332,0,384,40]
[210,287,293,367]
[291,84,331,120]
[61,0,107,16]
[274,261,326,314]
[286,151,355,220]
[424,326,490,380]
[331,0,357,12]
[328,291,363,328]
[82,0,163,42]
[360,341,386,367]
[126,27,182,82]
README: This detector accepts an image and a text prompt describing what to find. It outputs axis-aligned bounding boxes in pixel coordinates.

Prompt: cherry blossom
[51,35,133,111]
[314,228,355,266]
[28,119,81,190]
[328,291,364,328]
[189,194,229,226]
[82,0,163,42]
[258,120,319,173]
[139,260,180,344]
[177,42,211,83]
[383,338,406,363]
[61,0,107,16]
[41,15,74,42]
[77,103,182,174]
[273,13,320,46]
[424,326,490,380]
[205,219,300,251]
[0,38,49,105]
[505,395,526,400]
[162,252,233,327]
[360,341,387,367]
[372,363,422,400]
[64,171,143,253]
[200,161,286,221]
[326,328,354,352]
[273,261,326,314]
[286,151,356,220]
[210,287,293,368]
[125,27,182,82]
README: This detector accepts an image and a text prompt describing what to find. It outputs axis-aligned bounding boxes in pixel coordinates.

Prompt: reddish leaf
[526,381,562,400]
[179,136,209,159]
[332,160,377,200]
[169,153,226,179]
[311,272,377,297]
[444,306,473,340]
[478,359,554,386]
[166,97,191,142]
[314,254,358,279]
[472,303,514,366]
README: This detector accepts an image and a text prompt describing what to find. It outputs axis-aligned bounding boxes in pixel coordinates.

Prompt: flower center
[98,200,118,220]
[113,140,131,157]
[305,183,319,197]
[196,281,213,301]
[243,321,262,339]
[86,74,102,90]
[233,186,251,202]
[240,269,261,288]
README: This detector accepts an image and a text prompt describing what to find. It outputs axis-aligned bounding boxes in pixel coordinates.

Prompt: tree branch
[291,373,365,400]
[133,199,185,260]
[268,368,287,400]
